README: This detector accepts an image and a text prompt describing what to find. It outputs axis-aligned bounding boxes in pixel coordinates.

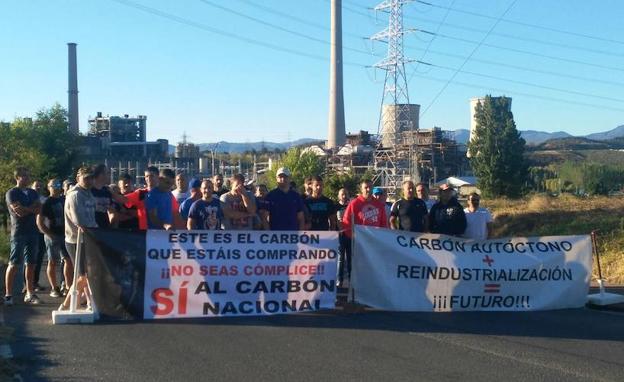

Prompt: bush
[0,230,9,265]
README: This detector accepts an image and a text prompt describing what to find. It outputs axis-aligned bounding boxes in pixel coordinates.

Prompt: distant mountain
[521,130,572,145]
[452,129,470,144]
[166,124,624,154]
[168,138,322,154]
[452,127,623,145]
[585,125,624,141]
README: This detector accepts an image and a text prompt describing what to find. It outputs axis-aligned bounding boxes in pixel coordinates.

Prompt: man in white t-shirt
[463,192,493,240]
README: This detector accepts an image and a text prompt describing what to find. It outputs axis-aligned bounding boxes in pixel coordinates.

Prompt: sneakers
[24,293,41,305]
[4,296,13,306]
[50,287,63,298]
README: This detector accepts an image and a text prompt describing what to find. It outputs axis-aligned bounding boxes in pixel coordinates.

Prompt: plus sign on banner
[351,226,592,312]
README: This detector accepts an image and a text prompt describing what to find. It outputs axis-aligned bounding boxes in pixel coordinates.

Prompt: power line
[409,0,456,82]
[252,0,624,89]
[430,30,624,73]
[411,72,624,114]
[343,0,624,57]
[108,0,368,67]
[339,1,624,73]
[424,61,624,104]
[421,0,518,116]
[407,46,624,88]
[197,0,371,56]
[414,0,624,47]
[403,12,624,59]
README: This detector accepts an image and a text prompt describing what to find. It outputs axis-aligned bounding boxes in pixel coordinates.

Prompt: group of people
[3,163,493,305]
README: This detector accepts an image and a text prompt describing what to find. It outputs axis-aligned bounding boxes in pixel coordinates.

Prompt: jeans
[9,234,39,265]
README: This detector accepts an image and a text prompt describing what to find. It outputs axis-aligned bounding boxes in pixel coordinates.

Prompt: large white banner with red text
[144,230,339,319]
[352,226,592,311]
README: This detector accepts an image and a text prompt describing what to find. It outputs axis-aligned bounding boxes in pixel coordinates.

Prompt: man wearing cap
[37,178,70,298]
[221,174,256,230]
[4,167,42,305]
[372,187,392,226]
[179,178,203,221]
[429,183,466,236]
[262,167,305,230]
[390,180,429,232]
[463,192,493,240]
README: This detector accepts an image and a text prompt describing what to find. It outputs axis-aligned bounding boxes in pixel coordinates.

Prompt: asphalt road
[2,288,624,382]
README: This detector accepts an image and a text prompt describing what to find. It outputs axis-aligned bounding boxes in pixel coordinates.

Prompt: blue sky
[1,0,623,144]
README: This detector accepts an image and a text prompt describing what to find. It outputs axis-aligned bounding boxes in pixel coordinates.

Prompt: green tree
[468,95,528,198]
[324,170,374,201]
[263,148,325,192]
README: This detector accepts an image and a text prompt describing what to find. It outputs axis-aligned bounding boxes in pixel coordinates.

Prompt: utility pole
[371,0,416,196]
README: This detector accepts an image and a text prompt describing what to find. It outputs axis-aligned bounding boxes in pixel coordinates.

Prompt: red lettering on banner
[150,281,190,316]
[151,288,174,315]
[171,265,194,277]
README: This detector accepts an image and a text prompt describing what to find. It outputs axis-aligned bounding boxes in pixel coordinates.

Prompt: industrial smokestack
[327,0,346,149]
[68,43,79,134]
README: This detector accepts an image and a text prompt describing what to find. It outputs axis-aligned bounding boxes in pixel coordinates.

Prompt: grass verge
[485,194,624,284]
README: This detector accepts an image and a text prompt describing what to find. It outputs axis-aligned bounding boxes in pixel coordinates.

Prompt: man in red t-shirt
[341,179,387,238]
[339,179,387,286]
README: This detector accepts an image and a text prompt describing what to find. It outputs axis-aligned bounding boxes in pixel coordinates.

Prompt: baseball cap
[372,187,384,195]
[439,183,453,191]
[276,167,291,177]
[189,178,201,189]
[51,180,62,189]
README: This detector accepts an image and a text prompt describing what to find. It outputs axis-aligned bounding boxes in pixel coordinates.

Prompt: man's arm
[187,217,195,230]
[297,211,305,230]
[239,191,256,215]
[148,208,171,230]
[36,214,54,237]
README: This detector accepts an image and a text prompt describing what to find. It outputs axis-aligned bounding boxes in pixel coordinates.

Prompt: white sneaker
[24,293,42,305]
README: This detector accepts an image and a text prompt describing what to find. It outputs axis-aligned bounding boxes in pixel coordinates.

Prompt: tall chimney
[327,0,346,149]
[68,43,79,134]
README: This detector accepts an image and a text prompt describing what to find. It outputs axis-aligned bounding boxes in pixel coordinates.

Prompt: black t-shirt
[304,196,337,231]
[390,198,428,232]
[92,186,113,228]
[41,196,65,236]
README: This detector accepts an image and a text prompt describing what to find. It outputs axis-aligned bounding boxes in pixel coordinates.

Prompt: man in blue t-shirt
[179,178,202,221]
[187,180,223,230]
[146,169,176,230]
[261,167,305,231]
[4,167,42,305]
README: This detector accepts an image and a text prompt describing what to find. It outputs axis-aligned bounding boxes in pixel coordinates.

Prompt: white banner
[352,226,592,312]
[144,230,339,319]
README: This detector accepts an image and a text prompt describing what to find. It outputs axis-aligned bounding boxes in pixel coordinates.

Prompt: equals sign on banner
[484,284,500,293]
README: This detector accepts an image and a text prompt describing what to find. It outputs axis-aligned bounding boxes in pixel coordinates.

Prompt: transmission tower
[371,0,417,196]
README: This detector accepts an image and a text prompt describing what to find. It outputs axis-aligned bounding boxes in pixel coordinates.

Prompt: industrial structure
[312,1,467,190]
[326,0,346,149]
[173,134,201,175]
[67,43,79,135]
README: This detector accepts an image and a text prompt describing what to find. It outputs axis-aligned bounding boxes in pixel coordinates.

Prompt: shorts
[45,235,70,264]
[9,234,39,265]
[65,241,85,276]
